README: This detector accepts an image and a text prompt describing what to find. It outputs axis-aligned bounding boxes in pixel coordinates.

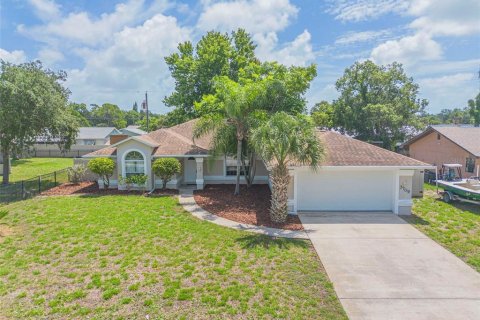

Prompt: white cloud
[326,0,410,22]
[19,0,169,47]
[419,73,475,90]
[370,33,442,67]
[197,0,314,66]
[0,48,27,64]
[408,0,480,36]
[335,29,391,45]
[197,0,298,34]
[254,30,315,66]
[29,0,61,21]
[418,72,477,109]
[66,14,191,113]
[37,48,64,65]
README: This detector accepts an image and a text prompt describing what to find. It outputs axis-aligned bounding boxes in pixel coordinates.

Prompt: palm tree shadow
[235,234,308,249]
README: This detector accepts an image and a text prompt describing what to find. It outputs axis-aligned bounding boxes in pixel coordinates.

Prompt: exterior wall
[31,144,106,158]
[74,157,118,184]
[116,140,154,190]
[203,158,269,184]
[75,138,108,146]
[408,131,479,177]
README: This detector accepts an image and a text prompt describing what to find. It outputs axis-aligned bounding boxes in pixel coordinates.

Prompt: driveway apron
[299,212,480,320]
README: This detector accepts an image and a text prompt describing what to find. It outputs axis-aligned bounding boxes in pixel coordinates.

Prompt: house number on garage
[400,183,411,194]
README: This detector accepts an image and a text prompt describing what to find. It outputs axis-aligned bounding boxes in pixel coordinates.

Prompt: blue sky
[1,0,479,114]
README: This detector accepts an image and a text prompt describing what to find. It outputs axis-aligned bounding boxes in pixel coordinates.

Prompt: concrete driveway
[299,212,480,320]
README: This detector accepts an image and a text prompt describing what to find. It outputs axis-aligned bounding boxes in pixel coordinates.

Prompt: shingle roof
[84,120,429,167]
[120,126,147,136]
[431,126,480,157]
[77,127,119,140]
[83,147,117,157]
[316,131,429,167]
[83,120,210,158]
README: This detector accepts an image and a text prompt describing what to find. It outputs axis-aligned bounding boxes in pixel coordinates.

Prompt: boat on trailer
[436,164,480,204]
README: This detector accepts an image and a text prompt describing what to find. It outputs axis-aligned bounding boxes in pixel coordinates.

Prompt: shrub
[119,174,148,192]
[67,164,86,184]
[87,158,115,188]
[152,158,181,189]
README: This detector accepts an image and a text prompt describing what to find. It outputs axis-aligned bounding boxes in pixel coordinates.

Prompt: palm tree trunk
[234,138,242,195]
[269,164,289,223]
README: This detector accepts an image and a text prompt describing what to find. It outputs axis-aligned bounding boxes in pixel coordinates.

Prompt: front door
[184,158,197,184]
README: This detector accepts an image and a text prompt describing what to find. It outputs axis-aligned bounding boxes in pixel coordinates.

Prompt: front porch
[154,157,205,190]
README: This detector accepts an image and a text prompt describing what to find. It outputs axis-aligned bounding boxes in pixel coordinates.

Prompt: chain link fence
[0,168,69,203]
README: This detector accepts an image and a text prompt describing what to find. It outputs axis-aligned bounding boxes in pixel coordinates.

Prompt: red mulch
[42,181,178,196]
[194,185,303,231]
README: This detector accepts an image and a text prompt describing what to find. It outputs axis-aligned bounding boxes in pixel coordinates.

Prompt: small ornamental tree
[152,158,181,189]
[87,158,115,189]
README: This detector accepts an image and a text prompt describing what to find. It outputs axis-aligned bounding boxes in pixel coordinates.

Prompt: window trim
[224,157,249,177]
[122,149,147,178]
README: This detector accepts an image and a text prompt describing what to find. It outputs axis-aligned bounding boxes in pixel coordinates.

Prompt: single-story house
[120,125,147,136]
[80,119,432,215]
[402,125,480,178]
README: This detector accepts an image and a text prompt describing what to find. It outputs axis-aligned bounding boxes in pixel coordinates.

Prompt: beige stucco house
[80,119,432,215]
[402,125,480,178]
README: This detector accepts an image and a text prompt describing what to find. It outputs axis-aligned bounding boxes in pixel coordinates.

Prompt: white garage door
[296,169,395,211]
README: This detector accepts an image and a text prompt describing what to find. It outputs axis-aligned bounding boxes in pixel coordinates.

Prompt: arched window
[124,151,145,177]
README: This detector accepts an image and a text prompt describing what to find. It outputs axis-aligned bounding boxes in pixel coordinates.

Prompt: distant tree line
[310,61,480,149]
[68,102,166,131]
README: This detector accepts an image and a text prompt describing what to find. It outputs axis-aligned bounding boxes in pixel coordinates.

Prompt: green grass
[405,184,480,271]
[9,158,73,182]
[0,195,346,319]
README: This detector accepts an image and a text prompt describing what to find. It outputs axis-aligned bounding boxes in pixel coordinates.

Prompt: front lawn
[406,185,480,272]
[9,158,73,182]
[0,195,346,319]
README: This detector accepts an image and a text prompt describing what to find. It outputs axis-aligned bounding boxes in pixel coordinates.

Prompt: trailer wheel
[443,192,453,203]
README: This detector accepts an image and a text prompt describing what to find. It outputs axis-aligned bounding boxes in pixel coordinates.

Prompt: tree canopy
[0,61,79,184]
[164,29,258,124]
[313,60,426,149]
[468,92,480,126]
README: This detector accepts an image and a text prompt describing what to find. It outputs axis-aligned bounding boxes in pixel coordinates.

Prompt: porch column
[195,157,204,190]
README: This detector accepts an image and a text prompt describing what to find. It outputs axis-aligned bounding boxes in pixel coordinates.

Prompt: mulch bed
[194,185,303,231]
[42,182,178,196]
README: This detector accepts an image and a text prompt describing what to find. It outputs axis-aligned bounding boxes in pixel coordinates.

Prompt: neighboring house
[120,125,147,136]
[79,119,432,215]
[32,127,121,157]
[402,125,480,178]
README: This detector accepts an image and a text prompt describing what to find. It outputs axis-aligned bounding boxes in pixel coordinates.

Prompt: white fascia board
[292,165,436,171]
[152,154,209,158]
[82,155,117,158]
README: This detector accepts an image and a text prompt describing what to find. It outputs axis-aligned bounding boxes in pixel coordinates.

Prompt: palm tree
[251,112,324,223]
[194,77,263,195]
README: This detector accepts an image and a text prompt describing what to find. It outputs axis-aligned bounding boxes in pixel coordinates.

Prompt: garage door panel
[297,170,394,211]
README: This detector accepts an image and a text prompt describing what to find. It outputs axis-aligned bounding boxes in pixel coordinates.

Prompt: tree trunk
[243,151,257,188]
[2,149,10,185]
[269,164,289,223]
[162,179,167,189]
[234,138,242,195]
